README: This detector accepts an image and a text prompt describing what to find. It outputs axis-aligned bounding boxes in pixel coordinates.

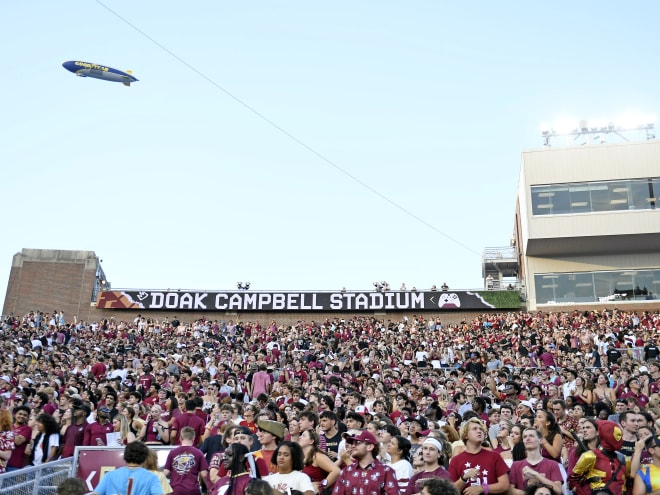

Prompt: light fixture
[540,114,656,146]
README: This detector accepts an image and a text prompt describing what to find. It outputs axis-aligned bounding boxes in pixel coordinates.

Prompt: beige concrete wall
[520,141,660,241]
[521,140,660,185]
[526,210,659,240]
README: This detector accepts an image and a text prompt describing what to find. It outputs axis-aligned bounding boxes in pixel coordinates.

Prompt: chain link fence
[0,459,74,495]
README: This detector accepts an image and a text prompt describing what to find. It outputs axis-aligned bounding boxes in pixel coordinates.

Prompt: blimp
[62,60,138,86]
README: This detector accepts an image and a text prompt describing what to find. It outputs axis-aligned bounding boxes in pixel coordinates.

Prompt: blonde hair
[144,447,159,471]
[113,414,131,441]
[459,418,486,442]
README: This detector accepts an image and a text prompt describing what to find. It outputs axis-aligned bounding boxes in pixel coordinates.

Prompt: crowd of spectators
[1,307,660,495]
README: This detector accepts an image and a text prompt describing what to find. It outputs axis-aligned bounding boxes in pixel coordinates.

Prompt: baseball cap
[234,426,253,437]
[411,415,428,429]
[344,430,378,446]
[75,404,92,416]
[354,405,370,415]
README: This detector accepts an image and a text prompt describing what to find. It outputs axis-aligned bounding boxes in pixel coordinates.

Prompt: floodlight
[541,113,656,146]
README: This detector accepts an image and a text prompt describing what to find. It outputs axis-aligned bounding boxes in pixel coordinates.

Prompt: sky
[2,1,659,305]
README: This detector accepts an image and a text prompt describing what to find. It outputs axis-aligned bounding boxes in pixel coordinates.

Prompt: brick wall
[2,249,98,322]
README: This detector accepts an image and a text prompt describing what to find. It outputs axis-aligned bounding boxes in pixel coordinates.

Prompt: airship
[62,60,138,86]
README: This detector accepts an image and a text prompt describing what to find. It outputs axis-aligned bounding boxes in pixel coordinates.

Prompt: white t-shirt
[33,432,60,465]
[265,470,317,494]
[390,459,414,492]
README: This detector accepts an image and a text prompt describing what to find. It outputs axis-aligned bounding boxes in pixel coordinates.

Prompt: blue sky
[2,1,659,305]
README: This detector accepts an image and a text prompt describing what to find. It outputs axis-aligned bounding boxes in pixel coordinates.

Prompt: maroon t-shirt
[165,445,209,494]
[8,424,32,468]
[60,422,88,458]
[449,449,509,494]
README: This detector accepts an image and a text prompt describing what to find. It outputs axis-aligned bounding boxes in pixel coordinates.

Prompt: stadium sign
[95,290,504,311]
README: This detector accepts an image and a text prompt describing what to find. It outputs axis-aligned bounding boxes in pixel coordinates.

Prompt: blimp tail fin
[123,70,134,86]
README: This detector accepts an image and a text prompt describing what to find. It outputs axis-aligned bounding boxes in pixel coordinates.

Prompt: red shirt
[60,422,88,458]
[621,391,650,409]
[172,413,205,446]
[165,445,209,494]
[406,466,451,495]
[8,423,31,468]
[509,458,563,491]
[449,448,509,494]
[83,421,114,446]
[240,419,257,434]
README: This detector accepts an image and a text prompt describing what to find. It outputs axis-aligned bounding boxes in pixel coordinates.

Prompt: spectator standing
[332,430,398,495]
[92,441,163,495]
[300,428,341,492]
[250,364,272,398]
[84,406,114,446]
[632,434,660,495]
[448,418,510,495]
[171,400,206,446]
[0,409,15,473]
[264,442,316,495]
[164,426,209,495]
[210,443,253,495]
[144,447,173,495]
[384,435,413,487]
[406,437,451,495]
[508,428,563,495]
[60,404,90,458]
[320,412,342,463]
[7,405,31,471]
[233,426,270,476]
[256,420,285,474]
[29,413,60,465]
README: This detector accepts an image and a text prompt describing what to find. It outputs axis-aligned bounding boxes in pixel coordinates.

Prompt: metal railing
[482,246,517,260]
[0,458,74,495]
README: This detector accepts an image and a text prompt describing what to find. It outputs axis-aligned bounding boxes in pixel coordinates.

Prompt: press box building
[515,139,660,311]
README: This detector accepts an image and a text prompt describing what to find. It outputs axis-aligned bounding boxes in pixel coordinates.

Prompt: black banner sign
[96,290,495,312]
